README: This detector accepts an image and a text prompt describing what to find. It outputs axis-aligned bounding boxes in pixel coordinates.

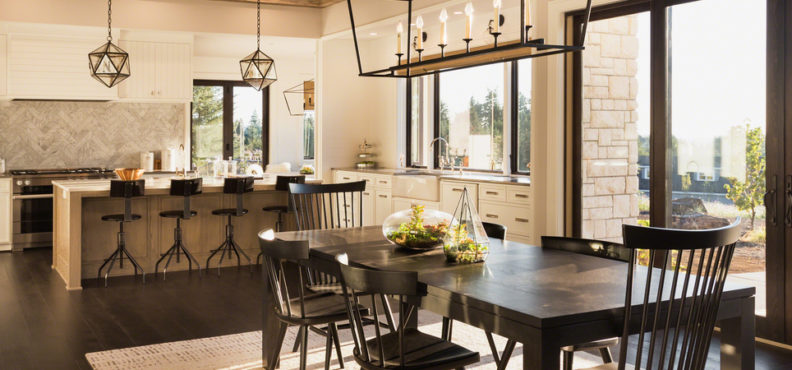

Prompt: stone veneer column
[580,16,640,242]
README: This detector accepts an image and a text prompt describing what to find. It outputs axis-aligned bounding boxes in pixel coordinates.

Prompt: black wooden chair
[581,221,741,370]
[98,179,146,287]
[289,181,366,230]
[155,178,203,278]
[263,175,305,232]
[207,176,254,276]
[259,235,362,370]
[336,253,480,370]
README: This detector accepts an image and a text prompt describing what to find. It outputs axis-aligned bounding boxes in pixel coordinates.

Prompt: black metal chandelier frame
[346,0,593,78]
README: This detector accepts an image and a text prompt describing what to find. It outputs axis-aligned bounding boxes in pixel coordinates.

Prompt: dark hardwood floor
[1,248,791,369]
[0,248,265,369]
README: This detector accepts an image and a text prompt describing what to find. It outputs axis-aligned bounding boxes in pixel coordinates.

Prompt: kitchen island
[52,176,317,290]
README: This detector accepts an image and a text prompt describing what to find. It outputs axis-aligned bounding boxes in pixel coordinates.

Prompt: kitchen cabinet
[361,189,374,226]
[440,181,478,215]
[478,184,533,241]
[374,189,392,224]
[0,178,11,250]
[119,41,191,101]
[334,171,357,183]
[392,197,439,213]
[7,34,118,100]
[0,34,7,98]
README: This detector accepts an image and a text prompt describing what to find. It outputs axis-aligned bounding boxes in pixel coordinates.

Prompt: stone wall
[580,16,641,242]
[0,101,184,169]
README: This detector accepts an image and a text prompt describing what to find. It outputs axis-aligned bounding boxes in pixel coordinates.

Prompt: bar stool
[98,179,146,287]
[155,178,203,279]
[262,175,305,232]
[207,176,254,275]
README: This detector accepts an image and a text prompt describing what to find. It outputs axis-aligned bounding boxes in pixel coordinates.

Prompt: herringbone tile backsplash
[0,101,184,169]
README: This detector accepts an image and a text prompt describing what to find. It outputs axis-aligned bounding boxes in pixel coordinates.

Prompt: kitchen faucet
[179,144,187,177]
[429,137,451,172]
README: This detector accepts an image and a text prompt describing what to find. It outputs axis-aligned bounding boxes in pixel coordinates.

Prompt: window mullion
[649,0,671,228]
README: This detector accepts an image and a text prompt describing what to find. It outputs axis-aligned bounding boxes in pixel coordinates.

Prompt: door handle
[786,175,792,228]
[765,175,777,226]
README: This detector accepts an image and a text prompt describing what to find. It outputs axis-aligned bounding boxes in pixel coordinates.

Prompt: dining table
[261,226,755,370]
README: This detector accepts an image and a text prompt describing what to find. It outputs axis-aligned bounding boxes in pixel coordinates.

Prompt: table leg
[262,271,281,369]
[719,296,755,370]
[522,338,560,370]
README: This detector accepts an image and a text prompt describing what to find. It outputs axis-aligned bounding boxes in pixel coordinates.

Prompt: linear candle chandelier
[346,0,592,78]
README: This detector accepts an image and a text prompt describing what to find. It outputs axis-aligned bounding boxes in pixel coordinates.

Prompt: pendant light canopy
[89,0,130,88]
[240,0,277,90]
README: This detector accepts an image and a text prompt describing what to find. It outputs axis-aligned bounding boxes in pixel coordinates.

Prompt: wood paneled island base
[52,177,313,290]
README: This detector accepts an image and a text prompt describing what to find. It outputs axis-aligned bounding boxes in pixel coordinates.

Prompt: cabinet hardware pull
[515,218,529,223]
[485,191,498,195]
[786,175,792,228]
[378,195,388,198]
[363,192,370,196]
[765,174,777,226]
[485,214,498,218]
[452,188,463,192]
[379,180,388,184]
[514,193,529,198]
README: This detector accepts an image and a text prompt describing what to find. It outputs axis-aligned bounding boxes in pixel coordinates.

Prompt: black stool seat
[101,214,142,222]
[212,208,249,216]
[159,210,198,218]
[263,205,289,212]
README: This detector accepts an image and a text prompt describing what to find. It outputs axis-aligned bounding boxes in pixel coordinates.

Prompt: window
[303,111,315,160]
[191,80,269,174]
[406,63,531,173]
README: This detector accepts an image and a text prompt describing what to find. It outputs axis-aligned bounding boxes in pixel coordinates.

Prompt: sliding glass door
[570,0,784,342]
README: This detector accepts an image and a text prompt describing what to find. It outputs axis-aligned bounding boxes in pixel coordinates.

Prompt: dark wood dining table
[262,226,755,370]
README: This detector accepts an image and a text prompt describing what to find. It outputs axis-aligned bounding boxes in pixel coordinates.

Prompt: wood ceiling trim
[213,0,344,8]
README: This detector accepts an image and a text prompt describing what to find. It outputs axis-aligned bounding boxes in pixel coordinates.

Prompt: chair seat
[561,337,619,352]
[211,208,249,216]
[101,214,142,222]
[159,210,198,218]
[279,292,363,325]
[262,205,289,213]
[360,328,479,369]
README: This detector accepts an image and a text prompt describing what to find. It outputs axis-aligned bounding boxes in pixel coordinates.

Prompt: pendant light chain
[107,0,113,41]
[256,0,261,50]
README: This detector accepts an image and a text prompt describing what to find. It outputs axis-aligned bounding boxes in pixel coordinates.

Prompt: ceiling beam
[212,0,344,8]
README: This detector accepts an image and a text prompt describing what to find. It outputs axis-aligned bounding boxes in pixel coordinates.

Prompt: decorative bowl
[115,168,145,180]
[382,205,452,250]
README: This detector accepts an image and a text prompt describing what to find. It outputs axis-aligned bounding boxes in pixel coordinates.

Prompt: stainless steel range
[10,168,114,251]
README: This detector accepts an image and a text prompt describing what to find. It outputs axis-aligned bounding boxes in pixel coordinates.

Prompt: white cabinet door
[0,179,11,246]
[374,189,392,225]
[361,189,375,226]
[119,41,191,101]
[440,181,478,215]
[0,35,7,97]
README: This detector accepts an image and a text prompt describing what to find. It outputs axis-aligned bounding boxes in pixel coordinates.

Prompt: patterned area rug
[86,312,603,369]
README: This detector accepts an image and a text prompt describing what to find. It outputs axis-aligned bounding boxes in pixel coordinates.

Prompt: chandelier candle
[439,8,448,45]
[416,16,424,50]
[493,0,502,33]
[396,22,403,55]
[524,0,532,39]
[464,2,474,40]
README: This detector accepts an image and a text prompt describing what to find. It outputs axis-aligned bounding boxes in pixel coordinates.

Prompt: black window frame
[405,64,531,175]
[190,79,270,169]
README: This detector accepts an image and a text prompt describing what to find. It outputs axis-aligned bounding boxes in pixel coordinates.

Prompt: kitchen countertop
[52,175,320,198]
[333,167,530,185]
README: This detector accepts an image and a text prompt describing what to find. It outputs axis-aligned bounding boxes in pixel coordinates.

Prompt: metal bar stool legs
[207,214,252,276]
[156,218,201,278]
[97,221,145,287]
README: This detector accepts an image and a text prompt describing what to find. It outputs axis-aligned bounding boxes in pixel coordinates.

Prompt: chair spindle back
[289,181,366,231]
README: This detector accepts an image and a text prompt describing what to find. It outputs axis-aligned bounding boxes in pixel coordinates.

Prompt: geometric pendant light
[240,0,277,90]
[88,0,130,88]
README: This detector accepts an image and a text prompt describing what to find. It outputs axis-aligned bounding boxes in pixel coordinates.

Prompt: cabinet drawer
[372,175,392,189]
[479,201,532,237]
[357,174,375,188]
[0,178,10,193]
[507,186,531,205]
[440,182,478,214]
[479,184,506,202]
[334,171,357,183]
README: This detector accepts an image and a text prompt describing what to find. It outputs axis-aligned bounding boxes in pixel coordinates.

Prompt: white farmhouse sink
[392,172,440,202]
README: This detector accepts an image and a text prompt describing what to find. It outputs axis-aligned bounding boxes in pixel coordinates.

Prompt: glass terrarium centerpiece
[444,188,489,263]
[383,205,451,250]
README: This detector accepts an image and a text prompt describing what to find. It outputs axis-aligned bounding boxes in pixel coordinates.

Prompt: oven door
[12,185,54,249]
